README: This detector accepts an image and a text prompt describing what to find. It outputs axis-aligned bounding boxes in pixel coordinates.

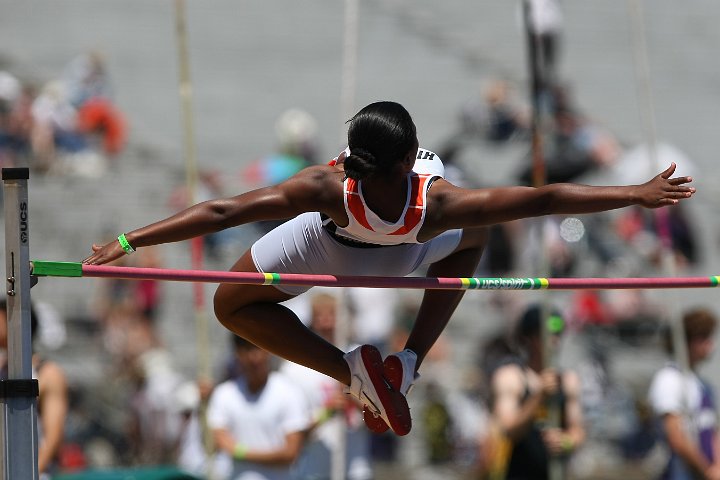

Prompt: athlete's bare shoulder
[280,163,345,211]
[424,177,461,216]
[291,164,344,190]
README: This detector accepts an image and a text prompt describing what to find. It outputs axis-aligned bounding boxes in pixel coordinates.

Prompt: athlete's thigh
[214,250,295,315]
[413,228,464,268]
[453,225,488,252]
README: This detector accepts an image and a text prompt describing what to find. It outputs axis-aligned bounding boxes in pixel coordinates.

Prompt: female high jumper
[84,101,695,436]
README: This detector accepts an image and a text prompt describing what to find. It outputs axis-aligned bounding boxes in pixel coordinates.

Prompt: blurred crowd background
[1,1,719,479]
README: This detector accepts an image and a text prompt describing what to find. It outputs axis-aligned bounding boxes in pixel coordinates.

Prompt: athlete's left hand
[82,241,126,265]
[635,163,695,208]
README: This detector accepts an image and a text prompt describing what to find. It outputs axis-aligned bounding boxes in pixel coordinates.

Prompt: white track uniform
[251,148,463,296]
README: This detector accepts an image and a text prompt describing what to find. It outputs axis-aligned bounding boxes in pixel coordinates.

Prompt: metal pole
[330,293,349,480]
[174,0,210,381]
[1,167,39,480]
[522,1,562,478]
[173,1,215,472]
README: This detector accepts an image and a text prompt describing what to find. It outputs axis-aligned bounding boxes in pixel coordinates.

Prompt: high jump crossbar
[30,261,720,290]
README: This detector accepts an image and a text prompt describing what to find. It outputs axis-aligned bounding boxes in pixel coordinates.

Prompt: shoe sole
[362,352,407,435]
[359,346,411,436]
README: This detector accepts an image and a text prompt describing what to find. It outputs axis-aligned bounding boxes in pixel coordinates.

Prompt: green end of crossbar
[31,261,83,277]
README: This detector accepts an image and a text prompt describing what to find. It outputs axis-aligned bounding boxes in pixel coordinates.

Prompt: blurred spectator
[33,300,67,351]
[439,78,620,196]
[3,51,128,176]
[0,71,34,168]
[389,296,489,466]
[280,292,373,480]
[30,79,83,172]
[0,299,69,478]
[517,86,621,186]
[0,71,21,108]
[483,304,585,479]
[345,288,400,355]
[172,380,219,478]
[648,308,720,480]
[615,204,699,271]
[438,78,528,166]
[422,381,455,464]
[63,51,127,158]
[520,0,564,99]
[75,96,126,158]
[207,334,310,480]
[483,80,530,144]
[62,51,113,108]
[91,245,164,365]
[241,108,321,234]
[241,108,320,188]
[127,347,187,465]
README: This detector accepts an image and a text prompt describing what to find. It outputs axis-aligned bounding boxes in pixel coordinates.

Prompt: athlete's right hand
[82,241,126,265]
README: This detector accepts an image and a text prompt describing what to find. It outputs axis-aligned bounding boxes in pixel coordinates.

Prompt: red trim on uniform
[389,174,428,235]
[346,178,374,231]
[344,173,432,238]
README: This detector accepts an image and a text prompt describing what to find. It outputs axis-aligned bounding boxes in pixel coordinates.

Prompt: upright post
[522,1,562,479]
[1,167,39,480]
[173,2,215,473]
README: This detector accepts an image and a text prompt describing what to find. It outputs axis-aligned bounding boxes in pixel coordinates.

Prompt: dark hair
[344,101,417,180]
[683,308,717,341]
[0,299,38,344]
[514,303,564,341]
[662,308,717,354]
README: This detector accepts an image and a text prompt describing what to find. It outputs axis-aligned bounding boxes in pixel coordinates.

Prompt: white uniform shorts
[251,212,463,296]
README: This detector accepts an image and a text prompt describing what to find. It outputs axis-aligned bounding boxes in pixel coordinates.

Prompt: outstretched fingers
[660,162,677,179]
[661,164,695,200]
[667,181,695,196]
[668,175,693,186]
[82,241,125,265]
[667,190,693,199]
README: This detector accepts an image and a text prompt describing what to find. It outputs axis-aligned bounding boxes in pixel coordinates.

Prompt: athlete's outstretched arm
[428,163,694,230]
[83,166,338,265]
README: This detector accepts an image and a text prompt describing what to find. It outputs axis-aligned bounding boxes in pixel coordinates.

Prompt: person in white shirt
[207,335,311,480]
[648,308,720,480]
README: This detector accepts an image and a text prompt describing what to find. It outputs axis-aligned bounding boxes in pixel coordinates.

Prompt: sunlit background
[1,1,719,479]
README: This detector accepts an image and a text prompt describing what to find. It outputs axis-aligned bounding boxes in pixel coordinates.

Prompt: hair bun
[344,148,379,180]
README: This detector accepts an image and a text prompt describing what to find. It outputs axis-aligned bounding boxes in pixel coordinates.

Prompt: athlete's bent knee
[213,285,241,327]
